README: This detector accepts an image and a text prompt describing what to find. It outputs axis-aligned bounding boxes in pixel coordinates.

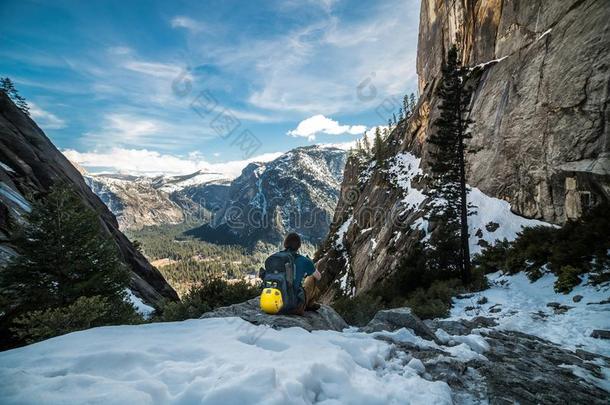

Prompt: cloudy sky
[1,0,421,175]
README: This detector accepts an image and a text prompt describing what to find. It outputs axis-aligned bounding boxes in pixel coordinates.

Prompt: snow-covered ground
[0,317,491,405]
[450,272,610,357]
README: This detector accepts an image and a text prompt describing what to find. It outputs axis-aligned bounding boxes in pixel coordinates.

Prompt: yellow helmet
[260,288,283,314]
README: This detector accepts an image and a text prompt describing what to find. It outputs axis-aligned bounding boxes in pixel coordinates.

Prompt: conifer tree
[392,112,397,126]
[403,95,409,116]
[425,45,473,283]
[409,93,417,114]
[398,107,404,121]
[362,132,371,154]
[0,184,138,343]
[373,127,384,162]
[0,77,30,116]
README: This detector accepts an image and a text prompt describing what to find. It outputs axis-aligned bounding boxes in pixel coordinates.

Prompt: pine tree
[373,127,384,162]
[362,131,372,154]
[0,183,137,341]
[0,77,30,116]
[398,107,404,121]
[403,95,409,116]
[392,113,397,125]
[425,45,473,283]
[409,93,417,114]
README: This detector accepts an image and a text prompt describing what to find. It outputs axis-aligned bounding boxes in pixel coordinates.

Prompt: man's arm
[312,269,322,281]
[305,256,322,280]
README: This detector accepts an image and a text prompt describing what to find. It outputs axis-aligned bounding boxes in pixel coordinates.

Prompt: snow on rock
[0,161,16,173]
[450,271,610,357]
[0,317,453,405]
[0,182,31,213]
[127,290,155,319]
[387,152,425,211]
[467,187,551,254]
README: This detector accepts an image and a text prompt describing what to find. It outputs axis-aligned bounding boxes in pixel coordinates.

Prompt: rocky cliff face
[188,145,347,249]
[314,0,609,301]
[0,93,178,307]
[84,174,185,230]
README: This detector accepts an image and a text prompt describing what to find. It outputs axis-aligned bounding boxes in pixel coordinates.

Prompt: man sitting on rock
[283,232,322,314]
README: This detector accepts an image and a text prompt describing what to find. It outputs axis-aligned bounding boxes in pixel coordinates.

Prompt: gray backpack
[261,250,298,313]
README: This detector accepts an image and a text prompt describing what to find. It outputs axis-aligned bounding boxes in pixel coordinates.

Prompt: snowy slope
[450,272,610,357]
[0,318,469,405]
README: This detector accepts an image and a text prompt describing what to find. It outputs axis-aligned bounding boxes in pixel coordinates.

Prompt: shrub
[475,203,609,292]
[554,265,582,294]
[333,293,385,326]
[157,277,260,322]
[11,295,141,344]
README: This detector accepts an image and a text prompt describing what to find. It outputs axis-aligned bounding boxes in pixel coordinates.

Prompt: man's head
[283,232,301,251]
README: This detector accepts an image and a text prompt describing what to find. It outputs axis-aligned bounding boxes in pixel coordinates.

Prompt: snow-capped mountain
[187,145,347,249]
[83,170,232,230]
[83,146,348,247]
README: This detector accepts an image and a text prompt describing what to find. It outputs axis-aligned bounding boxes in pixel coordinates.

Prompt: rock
[477,296,488,305]
[475,228,484,238]
[489,304,502,313]
[359,307,438,342]
[547,302,573,314]
[587,298,610,305]
[572,294,583,303]
[407,358,426,375]
[200,298,348,332]
[590,330,610,340]
[313,0,609,302]
[485,222,500,232]
[0,93,178,308]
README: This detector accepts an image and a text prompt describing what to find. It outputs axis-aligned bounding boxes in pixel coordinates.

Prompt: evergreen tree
[373,127,384,162]
[398,107,404,121]
[409,93,417,114]
[392,113,397,125]
[387,118,392,128]
[362,131,372,154]
[425,45,473,283]
[403,95,409,116]
[0,184,138,344]
[0,77,30,116]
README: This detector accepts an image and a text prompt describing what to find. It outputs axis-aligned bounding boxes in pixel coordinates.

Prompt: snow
[467,187,551,254]
[0,182,32,213]
[0,317,454,405]
[334,216,353,251]
[127,290,155,319]
[450,271,610,357]
[538,28,552,40]
[0,161,16,173]
[468,56,508,72]
[387,152,426,211]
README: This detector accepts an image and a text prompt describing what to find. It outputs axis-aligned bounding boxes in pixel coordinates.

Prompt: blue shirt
[294,253,315,287]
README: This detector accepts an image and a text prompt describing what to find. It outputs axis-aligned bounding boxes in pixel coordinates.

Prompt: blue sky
[1,0,420,175]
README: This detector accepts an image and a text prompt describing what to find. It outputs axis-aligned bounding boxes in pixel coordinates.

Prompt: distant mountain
[187,145,347,249]
[83,171,232,230]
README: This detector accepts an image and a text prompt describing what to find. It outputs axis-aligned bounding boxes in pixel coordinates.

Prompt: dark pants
[292,276,317,315]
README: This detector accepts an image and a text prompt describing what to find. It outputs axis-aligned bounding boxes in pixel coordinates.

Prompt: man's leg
[303,276,320,310]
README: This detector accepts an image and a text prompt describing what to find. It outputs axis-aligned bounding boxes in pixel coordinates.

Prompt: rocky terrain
[187,145,347,249]
[0,93,178,308]
[314,0,610,300]
[83,170,231,230]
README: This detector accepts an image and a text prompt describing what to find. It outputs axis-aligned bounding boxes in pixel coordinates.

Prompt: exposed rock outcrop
[0,93,178,307]
[188,145,347,249]
[360,307,439,342]
[314,0,609,300]
[200,298,348,332]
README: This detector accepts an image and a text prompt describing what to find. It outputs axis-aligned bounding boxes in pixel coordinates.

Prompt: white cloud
[62,148,282,178]
[28,103,66,130]
[287,114,366,141]
[171,16,207,33]
[123,60,186,80]
[201,0,420,115]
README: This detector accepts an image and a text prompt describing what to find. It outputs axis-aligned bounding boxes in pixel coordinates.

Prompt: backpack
[260,250,298,314]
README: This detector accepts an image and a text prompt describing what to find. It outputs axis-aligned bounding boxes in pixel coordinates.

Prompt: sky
[1,0,421,176]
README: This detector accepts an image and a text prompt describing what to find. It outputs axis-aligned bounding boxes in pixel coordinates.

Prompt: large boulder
[200,298,348,332]
[360,307,438,342]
